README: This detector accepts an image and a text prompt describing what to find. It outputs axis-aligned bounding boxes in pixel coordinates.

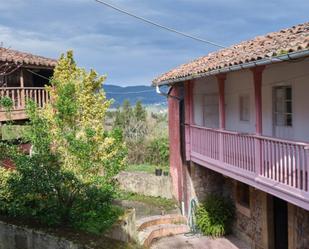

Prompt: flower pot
[163,171,169,176]
[155,168,162,176]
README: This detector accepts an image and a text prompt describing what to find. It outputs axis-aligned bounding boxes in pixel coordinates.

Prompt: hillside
[103,84,166,107]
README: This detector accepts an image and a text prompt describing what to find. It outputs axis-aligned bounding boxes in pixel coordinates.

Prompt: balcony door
[203,93,219,128]
[273,86,293,139]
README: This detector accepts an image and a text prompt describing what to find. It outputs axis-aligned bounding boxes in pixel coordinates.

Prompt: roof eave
[153,49,309,86]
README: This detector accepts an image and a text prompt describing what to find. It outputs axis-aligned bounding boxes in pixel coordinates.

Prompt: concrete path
[150,234,250,249]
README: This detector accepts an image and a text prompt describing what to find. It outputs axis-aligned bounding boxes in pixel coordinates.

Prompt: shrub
[196,194,235,237]
[145,137,169,166]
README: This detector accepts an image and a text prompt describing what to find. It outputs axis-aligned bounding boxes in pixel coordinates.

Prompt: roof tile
[153,22,309,85]
[0,48,57,68]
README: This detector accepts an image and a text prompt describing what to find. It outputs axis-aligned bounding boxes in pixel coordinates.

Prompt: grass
[124,164,169,174]
[117,191,177,211]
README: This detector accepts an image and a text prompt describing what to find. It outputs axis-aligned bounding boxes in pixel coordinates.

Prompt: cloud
[0,0,308,86]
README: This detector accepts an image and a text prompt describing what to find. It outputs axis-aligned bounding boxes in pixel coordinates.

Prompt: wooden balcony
[188,125,309,210]
[0,87,50,121]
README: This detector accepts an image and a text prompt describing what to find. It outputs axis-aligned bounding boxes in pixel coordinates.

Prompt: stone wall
[289,204,309,249]
[185,162,225,204]
[185,163,267,248]
[0,221,83,249]
[115,172,173,199]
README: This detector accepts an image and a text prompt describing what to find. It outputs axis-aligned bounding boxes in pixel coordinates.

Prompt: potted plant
[155,167,162,176]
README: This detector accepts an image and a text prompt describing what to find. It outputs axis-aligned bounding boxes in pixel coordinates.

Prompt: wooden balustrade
[190,125,309,196]
[0,87,50,112]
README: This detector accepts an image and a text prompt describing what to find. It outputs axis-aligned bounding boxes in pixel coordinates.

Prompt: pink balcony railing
[0,87,50,111]
[190,125,309,206]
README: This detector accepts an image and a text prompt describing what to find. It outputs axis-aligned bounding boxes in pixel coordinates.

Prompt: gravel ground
[150,234,250,249]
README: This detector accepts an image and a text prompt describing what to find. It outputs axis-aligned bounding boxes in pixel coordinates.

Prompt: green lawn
[124,164,157,174]
[117,191,177,211]
[124,164,169,174]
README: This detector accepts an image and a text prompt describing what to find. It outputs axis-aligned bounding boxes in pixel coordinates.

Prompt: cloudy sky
[0,0,308,86]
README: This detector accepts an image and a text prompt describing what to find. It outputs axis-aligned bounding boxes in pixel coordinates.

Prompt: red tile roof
[0,47,57,68]
[153,22,309,85]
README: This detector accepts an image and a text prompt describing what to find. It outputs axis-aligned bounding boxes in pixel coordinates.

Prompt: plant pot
[163,171,169,176]
[155,168,162,176]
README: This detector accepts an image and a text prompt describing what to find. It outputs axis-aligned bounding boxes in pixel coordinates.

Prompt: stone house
[153,22,309,249]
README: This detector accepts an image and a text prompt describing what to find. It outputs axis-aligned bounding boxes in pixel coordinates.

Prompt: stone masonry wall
[294,206,309,249]
[115,172,173,199]
[186,163,266,248]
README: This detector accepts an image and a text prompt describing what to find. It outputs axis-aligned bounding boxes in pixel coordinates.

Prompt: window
[239,94,250,121]
[236,182,250,208]
[274,86,292,127]
[203,93,219,128]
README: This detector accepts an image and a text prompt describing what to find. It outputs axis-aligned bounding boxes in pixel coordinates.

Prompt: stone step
[136,214,187,231]
[138,223,190,248]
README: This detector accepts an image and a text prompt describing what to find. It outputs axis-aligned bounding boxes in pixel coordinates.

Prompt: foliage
[0,96,13,111]
[0,51,127,234]
[0,125,30,141]
[134,100,146,122]
[145,137,169,166]
[114,100,148,142]
[196,194,235,237]
[42,51,126,180]
[112,100,169,167]
[0,96,13,120]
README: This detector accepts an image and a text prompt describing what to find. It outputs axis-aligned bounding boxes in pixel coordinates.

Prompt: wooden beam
[20,69,25,109]
[216,74,226,129]
[20,68,24,88]
[251,66,265,135]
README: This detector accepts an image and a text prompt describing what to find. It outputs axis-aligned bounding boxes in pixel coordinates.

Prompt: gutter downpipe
[154,49,309,86]
[156,84,182,101]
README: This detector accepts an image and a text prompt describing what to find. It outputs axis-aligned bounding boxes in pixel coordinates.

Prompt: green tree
[134,100,146,122]
[0,51,126,233]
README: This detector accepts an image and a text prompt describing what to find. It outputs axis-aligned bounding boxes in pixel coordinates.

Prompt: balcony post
[251,66,265,175]
[184,81,194,160]
[216,74,226,162]
[20,68,25,109]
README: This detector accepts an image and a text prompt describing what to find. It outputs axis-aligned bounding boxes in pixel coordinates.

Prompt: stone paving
[150,234,250,249]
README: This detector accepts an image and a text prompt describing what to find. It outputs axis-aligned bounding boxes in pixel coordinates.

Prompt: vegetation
[118,191,177,211]
[196,194,235,237]
[0,51,126,234]
[125,164,158,174]
[112,100,169,170]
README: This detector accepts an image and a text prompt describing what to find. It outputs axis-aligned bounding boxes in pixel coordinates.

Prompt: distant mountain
[103,84,167,107]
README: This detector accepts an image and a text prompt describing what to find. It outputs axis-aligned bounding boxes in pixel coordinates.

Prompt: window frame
[239,93,250,122]
[273,85,293,127]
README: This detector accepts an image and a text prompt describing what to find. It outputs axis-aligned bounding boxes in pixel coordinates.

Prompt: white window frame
[273,85,293,127]
[239,94,250,122]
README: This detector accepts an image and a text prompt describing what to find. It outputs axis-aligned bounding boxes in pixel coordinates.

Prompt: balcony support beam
[216,74,226,130]
[20,69,25,109]
[251,66,265,135]
[216,74,226,162]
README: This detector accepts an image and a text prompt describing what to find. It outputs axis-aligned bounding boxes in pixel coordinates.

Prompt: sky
[0,0,308,86]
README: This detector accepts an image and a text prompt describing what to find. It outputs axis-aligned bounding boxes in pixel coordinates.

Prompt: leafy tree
[134,100,146,122]
[0,51,126,233]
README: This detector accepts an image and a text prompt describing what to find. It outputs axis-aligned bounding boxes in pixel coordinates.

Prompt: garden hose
[187,197,199,234]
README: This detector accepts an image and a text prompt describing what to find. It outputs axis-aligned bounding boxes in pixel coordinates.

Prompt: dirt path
[150,234,250,249]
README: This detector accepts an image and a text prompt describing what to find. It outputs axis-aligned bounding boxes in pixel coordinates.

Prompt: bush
[0,144,121,234]
[145,137,169,166]
[196,195,235,237]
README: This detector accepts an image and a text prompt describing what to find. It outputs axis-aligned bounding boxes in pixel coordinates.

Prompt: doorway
[273,197,288,249]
